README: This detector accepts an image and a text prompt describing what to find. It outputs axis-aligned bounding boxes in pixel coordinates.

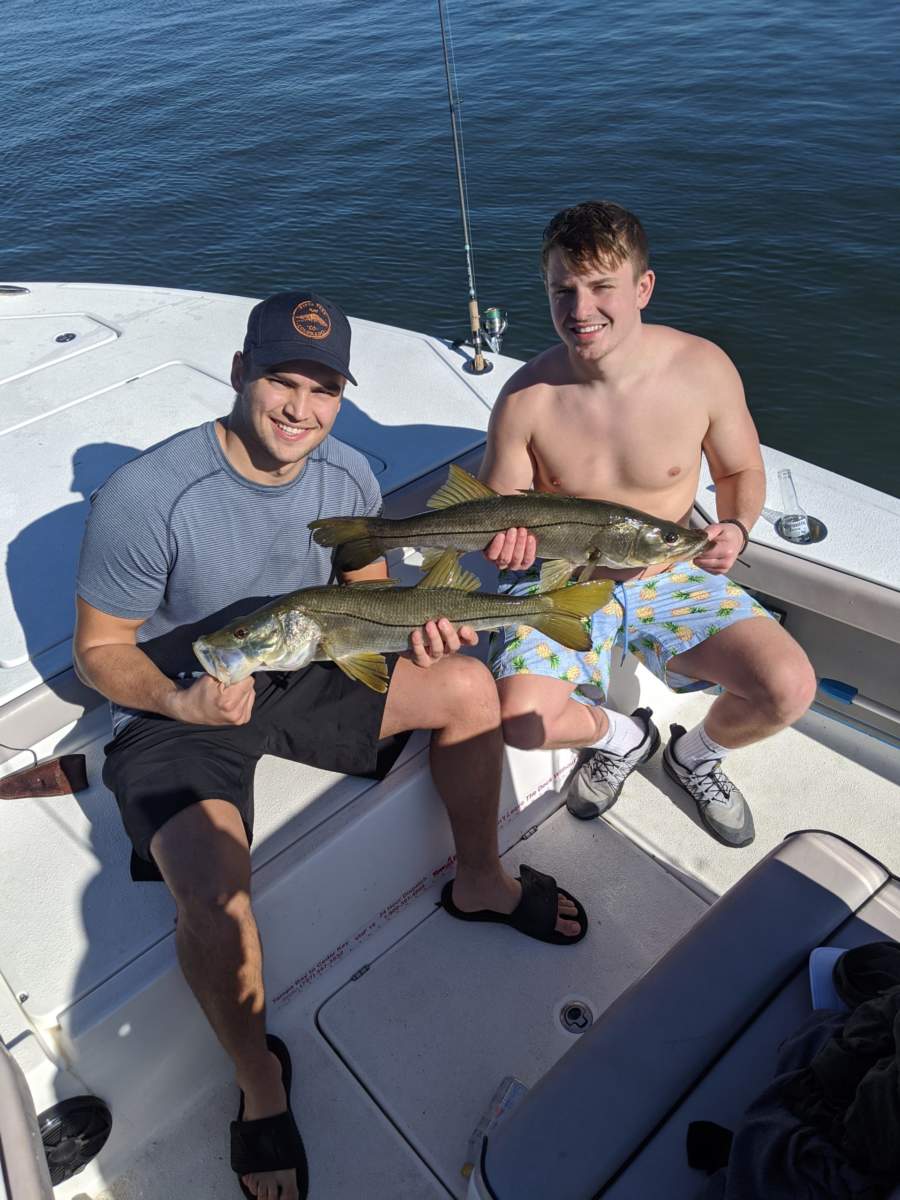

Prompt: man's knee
[169,869,252,929]
[501,712,549,751]
[498,680,564,751]
[759,650,817,725]
[151,803,252,931]
[436,655,501,724]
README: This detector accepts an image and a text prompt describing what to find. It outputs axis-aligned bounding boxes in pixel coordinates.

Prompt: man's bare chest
[529,394,708,507]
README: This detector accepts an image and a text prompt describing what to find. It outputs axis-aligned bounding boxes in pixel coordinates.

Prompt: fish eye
[664,532,679,544]
[234,627,248,640]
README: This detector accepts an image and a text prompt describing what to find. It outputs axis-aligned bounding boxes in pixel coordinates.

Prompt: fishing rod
[437,0,507,374]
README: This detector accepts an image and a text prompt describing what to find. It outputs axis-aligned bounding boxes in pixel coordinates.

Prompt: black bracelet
[719,518,749,551]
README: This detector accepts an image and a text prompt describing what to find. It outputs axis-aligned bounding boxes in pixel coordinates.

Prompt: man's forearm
[713,466,766,531]
[75,643,181,718]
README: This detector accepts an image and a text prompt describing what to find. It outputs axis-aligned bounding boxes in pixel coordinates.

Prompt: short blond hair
[541,201,649,279]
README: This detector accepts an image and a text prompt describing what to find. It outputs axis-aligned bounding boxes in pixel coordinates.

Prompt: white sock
[673,722,730,770]
[590,708,646,756]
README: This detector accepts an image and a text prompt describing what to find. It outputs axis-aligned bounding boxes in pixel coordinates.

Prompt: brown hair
[540,201,649,279]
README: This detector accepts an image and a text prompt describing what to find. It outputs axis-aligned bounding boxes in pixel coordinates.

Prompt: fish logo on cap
[292,300,332,341]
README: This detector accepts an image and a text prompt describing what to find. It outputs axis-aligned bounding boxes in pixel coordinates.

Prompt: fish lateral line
[367,518,627,538]
[300,604,551,630]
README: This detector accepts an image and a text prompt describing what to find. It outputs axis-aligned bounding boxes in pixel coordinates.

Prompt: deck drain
[558,998,594,1034]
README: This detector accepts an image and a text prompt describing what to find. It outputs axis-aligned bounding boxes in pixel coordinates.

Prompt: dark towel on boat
[696,941,900,1200]
[698,1012,882,1200]
[780,986,900,1181]
[835,941,900,1009]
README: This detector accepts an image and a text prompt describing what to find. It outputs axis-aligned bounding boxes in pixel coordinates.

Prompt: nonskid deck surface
[603,668,900,893]
[95,810,707,1200]
[96,1028,449,1200]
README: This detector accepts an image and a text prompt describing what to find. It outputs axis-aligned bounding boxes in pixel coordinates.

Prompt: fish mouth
[678,536,712,564]
[193,639,254,685]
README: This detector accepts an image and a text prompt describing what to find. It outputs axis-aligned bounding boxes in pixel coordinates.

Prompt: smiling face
[546,246,655,371]
[226,354,344,483]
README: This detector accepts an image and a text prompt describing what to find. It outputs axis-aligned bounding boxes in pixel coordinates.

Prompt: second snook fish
[308,464,711,591]
[193,551,613,694]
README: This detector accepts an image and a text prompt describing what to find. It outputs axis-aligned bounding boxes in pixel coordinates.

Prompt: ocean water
[4,0,898,495]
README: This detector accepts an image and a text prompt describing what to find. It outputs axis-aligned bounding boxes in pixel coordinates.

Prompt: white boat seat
[1,704,428,1025]
[479,830,899,1199]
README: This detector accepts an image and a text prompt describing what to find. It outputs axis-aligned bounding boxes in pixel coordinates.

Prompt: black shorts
[103,659,409,882]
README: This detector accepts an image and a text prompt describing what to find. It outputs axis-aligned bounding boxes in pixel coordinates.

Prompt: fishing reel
[480,306,508,353]
[452,304,509,370]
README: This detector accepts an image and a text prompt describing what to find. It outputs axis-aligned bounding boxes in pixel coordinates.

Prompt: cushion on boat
[479,830,891,1200]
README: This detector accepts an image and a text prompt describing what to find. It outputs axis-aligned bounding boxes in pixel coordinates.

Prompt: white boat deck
[89,685,899,1200]
[1,282,898,1200]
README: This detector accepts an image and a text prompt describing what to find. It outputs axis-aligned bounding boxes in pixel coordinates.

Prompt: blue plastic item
[817,678,900,724]
[809,947,849,1011]
[818,678,857,704]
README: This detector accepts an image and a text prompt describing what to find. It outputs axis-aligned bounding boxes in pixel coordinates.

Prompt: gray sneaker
[566,708,660,820]
[662,724,755,847]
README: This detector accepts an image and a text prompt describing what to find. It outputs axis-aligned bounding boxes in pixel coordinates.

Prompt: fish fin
[308,516,369,547]
[529,580,615,651]
[538,559,576,592]
[417,549,480,592]
[309,518,383,571]
[426,463,496,510]
[575,563,594,583]
[420,548,453,572]
[332,651,390,693]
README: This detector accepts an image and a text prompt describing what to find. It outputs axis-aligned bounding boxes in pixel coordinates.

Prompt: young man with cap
[73,291,587,1200]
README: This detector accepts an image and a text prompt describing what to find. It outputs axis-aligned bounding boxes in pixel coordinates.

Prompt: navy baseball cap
[242,290,357,386]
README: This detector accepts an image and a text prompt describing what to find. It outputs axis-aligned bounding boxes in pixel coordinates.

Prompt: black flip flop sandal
[440,863,588,945]
[231,1034,309,1199]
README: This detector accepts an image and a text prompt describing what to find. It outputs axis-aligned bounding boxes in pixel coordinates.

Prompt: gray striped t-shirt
[76,420,381,730]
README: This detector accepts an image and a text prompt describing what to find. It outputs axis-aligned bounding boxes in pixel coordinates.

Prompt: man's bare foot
[238,1049,300,1200]
[451,870,582,939]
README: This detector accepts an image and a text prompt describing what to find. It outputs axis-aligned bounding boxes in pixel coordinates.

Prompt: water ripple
[3,0,898,493]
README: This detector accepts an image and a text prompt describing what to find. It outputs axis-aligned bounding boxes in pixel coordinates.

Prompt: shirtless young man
[481,201,816,847]
[74,292,585,1200]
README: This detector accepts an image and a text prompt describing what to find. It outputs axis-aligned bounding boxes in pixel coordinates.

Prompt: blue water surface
[3,0,898,494]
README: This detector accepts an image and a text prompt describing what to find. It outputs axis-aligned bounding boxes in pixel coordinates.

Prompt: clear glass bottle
[775,468,812,543]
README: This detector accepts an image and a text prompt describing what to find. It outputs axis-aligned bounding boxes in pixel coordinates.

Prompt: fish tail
[529,580,614,651]
[308,517,384,570]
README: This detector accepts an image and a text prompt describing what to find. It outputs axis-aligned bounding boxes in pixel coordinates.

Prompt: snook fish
[193,551,613,693]
[309,464,710,591]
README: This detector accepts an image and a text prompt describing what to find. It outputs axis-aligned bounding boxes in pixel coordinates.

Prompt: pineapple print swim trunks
[488,561,773,704]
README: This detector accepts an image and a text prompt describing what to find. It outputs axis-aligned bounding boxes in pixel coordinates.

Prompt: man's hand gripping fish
[193,551,613,693]
[309,465,710,591]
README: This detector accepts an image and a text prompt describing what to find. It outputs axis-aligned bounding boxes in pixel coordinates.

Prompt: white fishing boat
[1,278,898,1200]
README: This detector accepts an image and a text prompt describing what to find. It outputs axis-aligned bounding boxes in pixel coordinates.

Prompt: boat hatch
[0,314,118,388]
[317,812,706,1196]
